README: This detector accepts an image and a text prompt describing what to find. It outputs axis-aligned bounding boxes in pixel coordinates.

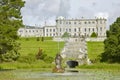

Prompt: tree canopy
[61,32,70,38]
[90,32,97,38]
[0,0,25,62]
[101,17,120,63]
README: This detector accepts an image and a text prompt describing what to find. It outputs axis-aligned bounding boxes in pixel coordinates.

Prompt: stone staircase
[60,38,89,64]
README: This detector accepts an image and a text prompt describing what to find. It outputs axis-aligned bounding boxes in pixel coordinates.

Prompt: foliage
[36,48,54,63]
[18,53,36,64]
[36,48,45,59]
[62,32,70,38]
[41,37,44,42]
[0,0,25,62]
[101,17,120,63]
[43,56,54,63]
[36,37,40,41]
[90,32,97,37]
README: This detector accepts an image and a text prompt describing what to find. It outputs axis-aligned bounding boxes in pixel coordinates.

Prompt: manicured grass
[18,37,65,57]
[87,41,104,60]
[0,60,54,69]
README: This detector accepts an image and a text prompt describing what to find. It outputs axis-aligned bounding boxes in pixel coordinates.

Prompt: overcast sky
[21,0,120,29]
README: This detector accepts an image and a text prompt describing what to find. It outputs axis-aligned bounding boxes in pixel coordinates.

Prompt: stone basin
[67,60,78,68]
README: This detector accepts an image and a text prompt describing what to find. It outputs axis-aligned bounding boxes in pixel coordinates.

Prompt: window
[53,29,55,32]
[66,22,68,24]
[74,28,76,32]
[79,28,80,31]
[89,28,90,32]
[85,28,86,32]
[88,21,91,24]
[100,27,102,31]
[74,22,76,24]
[46,34,48,36]
[33,30,34,32]
[66,29,68,32]
[69,22,71,24]
[69,29,71,32]
[92,21,95,24]
[93,28,94,32]
[46,29,48,32]
[60,28,61,32]
[50,29,52,32]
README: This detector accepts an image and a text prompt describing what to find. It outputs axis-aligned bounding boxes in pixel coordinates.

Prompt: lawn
[18,37,65,57]
[87,41,104,61]
[0,38,120,80]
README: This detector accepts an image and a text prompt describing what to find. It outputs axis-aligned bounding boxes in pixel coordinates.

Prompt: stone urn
[67,60,78,68]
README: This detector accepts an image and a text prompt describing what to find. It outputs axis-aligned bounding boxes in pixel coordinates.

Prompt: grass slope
[18,38,65,57]
[87,41,104,60]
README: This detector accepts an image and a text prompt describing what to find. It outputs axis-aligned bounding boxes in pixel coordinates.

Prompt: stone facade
[18,16,107,38]
[56,16,106,37]
[18,26,43,37]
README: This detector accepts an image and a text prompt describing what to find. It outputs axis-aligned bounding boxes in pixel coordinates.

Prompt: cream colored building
[18,26,43,37]
[56,16,106,37]
[18,17,107,38]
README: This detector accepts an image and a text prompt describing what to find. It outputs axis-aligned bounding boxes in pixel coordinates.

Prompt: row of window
[46,29,56,32]
[46,33,56,36]
[19,27,103,34]
[59,21,105,25]
[58,27,103,33]
[19,30,43,33]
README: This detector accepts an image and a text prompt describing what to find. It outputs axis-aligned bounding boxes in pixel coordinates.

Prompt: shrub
[36,48,54,63]
[18,53,36,64]
[41,37,44,42]
[36,37,40,41]
[90,32,97,38]
[44,56,54,63]
[0,50,20,62]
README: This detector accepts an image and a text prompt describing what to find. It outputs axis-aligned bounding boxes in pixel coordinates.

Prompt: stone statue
[55,53,62,69]
[52,53,64,73]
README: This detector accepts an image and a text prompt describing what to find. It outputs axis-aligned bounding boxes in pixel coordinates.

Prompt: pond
[0,69,120,80]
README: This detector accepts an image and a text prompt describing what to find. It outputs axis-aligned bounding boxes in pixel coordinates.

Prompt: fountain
[61,37,90,67]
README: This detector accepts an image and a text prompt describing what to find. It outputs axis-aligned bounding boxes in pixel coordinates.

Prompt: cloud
[21,0,120,28]
[21,0,71,26]
[94,12,109,19]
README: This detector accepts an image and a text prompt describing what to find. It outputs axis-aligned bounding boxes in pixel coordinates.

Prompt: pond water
[12,69,120,80]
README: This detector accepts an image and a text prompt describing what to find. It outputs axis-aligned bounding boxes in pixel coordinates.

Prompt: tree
[90,32,97,38]
[0,0,25,62]
[62,32,70,38]
[101,17,120,63]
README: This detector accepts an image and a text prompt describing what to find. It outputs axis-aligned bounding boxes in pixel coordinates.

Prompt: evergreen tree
[0,0,25,62]
[101,17,120,63]
[62,32,70,38]
[90,32,97,38]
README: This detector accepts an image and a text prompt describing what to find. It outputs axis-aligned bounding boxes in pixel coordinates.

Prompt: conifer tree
[101,17,120,63]
[0,0,25,62]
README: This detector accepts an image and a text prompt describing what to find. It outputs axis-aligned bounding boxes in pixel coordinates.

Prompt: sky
[21,0,120,29]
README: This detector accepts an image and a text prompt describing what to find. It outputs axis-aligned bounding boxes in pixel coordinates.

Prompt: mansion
[18,16,107,38]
